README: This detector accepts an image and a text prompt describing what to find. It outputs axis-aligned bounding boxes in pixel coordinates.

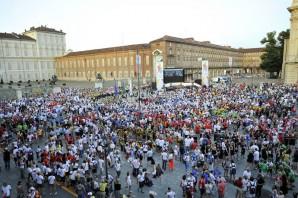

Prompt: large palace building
[55,35,264,83]
[0,26,66,83]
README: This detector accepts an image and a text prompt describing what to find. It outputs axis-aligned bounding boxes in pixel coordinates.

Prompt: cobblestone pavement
[1,122,297,198]
[0,78,296,198]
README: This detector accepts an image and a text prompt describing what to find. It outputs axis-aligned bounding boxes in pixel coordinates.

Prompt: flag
[121,80,125,94]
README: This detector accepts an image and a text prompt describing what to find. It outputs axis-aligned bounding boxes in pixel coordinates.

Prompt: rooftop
[64,43,150,57]
[25,25,65,35]
[150,35,240,52]
[240,48,266,53]
[0,32,36,41]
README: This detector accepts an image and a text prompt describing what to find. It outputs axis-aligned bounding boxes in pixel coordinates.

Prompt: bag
[249,182,256,194]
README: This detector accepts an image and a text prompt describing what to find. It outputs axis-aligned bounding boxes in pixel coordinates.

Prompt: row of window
[58,70,151,79]
[58,55,150,68]
[172,44,240,57]
[38,34,64,44]
[0,61,53,71]
[0,43,64,57]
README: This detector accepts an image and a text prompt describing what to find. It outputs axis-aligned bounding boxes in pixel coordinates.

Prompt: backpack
[230,163,236,175]
[249,181,256,194]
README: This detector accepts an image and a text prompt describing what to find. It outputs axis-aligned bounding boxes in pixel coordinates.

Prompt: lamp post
[101,139,109,181]
[136,49,141,112]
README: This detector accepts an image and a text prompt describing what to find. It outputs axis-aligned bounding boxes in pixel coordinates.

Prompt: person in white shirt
[98,158,104,176]
[242,176,249,196]
[126,172,132,193]
[57,166,66,182]
[166,187,176,198]
[132,158,140,177]
[48,174,57,195]
[161,151,168,170]
[253,149,260,167]
[35,173,44,193]
[147,149,154,166]
[243,169,252,179]
[184,137,192,151]
[1,183,11,198]
[137,172,145,193]
[115,161,121,177]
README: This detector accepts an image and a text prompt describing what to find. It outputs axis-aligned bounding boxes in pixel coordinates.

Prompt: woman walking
[168,152,174,171]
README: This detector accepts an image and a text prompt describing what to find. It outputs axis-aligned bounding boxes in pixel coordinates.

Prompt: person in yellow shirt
[98,180,108,198]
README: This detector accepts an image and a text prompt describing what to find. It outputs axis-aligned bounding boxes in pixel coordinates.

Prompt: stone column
[284,0,298,84]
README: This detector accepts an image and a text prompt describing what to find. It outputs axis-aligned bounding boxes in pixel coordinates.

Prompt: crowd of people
[0,82,297,198]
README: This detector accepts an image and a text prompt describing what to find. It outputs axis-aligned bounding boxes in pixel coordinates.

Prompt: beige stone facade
[55,44,152,82]
[55,36,264,83]
[150,36,264,82]
[241,48,265,74]
[282,0,298,84]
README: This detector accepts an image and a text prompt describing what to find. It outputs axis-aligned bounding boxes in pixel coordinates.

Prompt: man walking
[165,187,176,198]
[48,173,57,196]
[256,174,265,198]
[161,150,168,171]
[3,148,10,170]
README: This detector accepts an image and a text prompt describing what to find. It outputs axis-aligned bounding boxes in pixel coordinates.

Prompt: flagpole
[137,49,141,114]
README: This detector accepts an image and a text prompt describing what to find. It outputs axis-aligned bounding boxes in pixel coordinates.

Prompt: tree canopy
[260,30,290,76]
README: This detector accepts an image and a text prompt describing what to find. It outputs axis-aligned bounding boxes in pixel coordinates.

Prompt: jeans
[162,160,167,170]
[185,161,189,172]
[4,160,10,170]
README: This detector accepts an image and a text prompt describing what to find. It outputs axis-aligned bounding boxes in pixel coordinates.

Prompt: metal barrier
[0,84,53,100]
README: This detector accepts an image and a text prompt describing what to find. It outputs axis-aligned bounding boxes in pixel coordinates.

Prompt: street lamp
[136,49,141,112]
[101,139,109,181]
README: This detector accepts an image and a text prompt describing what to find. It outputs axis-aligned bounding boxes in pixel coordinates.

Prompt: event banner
[129,78,133,96]
[202,60,209,86]
[155,56,164,90]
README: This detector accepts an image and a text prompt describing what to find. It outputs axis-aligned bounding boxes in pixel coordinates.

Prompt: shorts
[139,181,144,188]
[200,188,205,195]
[37,183,43,188]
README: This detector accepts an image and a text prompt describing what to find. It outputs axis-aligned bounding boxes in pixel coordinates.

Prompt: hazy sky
[0,0,292,51]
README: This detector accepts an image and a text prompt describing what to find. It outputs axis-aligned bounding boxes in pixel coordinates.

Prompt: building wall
[0,29,65,83]
[242,50,265,74]
[0,39,39,82]
[150,40,256,82]
[24,31,66,81]
[55,47,152,82]
[55,37,264,83]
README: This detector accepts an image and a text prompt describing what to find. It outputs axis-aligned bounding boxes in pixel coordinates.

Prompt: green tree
[260,30,290,77]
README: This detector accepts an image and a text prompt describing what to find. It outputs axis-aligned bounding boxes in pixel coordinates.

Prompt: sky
[0,0,292,51]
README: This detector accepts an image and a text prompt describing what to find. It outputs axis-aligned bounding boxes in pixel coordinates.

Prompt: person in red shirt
[195,124,201,134]
[234,177,243,198]
[198,176,206,197]
[217,180,226,198]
